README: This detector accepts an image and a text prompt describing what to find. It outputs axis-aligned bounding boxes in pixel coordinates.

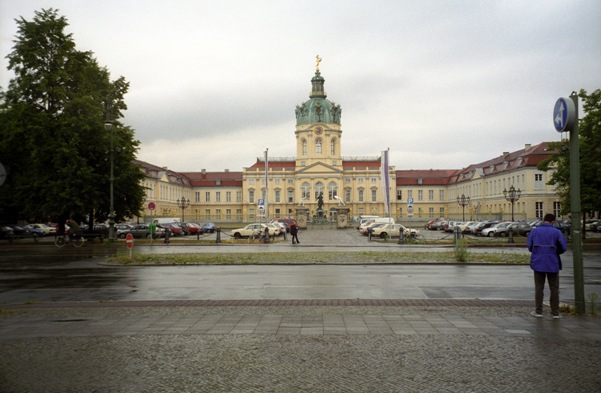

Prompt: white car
[371,223,419,239]
[26,223,56,236]
[230,223,279,239]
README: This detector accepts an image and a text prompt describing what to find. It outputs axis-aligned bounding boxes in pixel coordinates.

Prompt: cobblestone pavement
[1,229,600,392]
[1,301,600,392]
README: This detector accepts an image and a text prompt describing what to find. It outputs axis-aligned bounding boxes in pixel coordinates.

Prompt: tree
[538,89,601,232]
[0,8,145,227]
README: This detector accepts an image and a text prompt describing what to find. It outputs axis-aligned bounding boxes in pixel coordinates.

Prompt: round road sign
[125,233,134,248]
[148,202,156,210]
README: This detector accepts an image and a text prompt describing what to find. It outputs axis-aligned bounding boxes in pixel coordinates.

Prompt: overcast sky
[1,1,600,172]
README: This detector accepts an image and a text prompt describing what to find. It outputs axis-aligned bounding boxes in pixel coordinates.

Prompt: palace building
[136,63,561,225]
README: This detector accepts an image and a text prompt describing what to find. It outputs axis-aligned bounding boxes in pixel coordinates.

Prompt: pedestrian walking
[527,213,567,319]
[290,223,300,244]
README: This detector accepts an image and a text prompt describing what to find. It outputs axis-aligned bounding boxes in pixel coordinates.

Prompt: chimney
[525,144,531,150]
[225,169,229,172]
[201,169,206,173]
[502,152,509,156]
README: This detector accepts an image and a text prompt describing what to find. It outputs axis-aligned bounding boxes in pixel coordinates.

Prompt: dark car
[116,224,135,239]
[201,222,216,233]
[508,222,532,237]
[127,224,153,239]
[0,226,15,239]
[7,224,30,235]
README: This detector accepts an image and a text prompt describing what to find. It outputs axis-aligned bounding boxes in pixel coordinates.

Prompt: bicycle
[55,232,85,248]
[248,229,266,244]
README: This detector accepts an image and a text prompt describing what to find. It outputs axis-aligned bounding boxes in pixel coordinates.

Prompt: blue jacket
[527,223,567,273]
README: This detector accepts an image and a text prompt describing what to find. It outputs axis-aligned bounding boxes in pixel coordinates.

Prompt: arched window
[314,181,324,199]
[328,181,338,200]
[330,138,336,155]
[302,139,307,156]
[301,182,311,200]
[315,139,322,155]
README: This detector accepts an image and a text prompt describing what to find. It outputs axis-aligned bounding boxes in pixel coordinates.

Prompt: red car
[162,223,183,236]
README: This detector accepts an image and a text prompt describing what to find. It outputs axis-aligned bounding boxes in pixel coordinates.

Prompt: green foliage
[0,8,145,224]
[454,238,469,262]
[538,89,601,219]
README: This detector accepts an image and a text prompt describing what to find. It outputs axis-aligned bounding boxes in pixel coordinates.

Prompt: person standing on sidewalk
[527,213,567,319]
[290,223,300,244]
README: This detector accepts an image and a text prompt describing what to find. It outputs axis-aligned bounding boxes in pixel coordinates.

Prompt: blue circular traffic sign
[553,97,576,132]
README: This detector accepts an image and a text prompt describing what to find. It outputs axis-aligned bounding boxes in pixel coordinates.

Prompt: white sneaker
[552,315,562,319]
[530,311,543,318]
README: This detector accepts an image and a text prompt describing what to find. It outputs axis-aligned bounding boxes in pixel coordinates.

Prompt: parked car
[24,224,45,236]
[162,223,183,236]
[508,222,532,236]
[272,222,287,235]
[429,220,447,231]
[456,221,477,233]
[0,226,15,239]
[230,223,279,239]
[481,222,513,237]
[7,224,30,235]
[426,218,445,230]
[464,222,482,235]
[362,222,386,236]
[271,218,297,233]
[116,224,135,239]
[473,221,499,236]
[126,224,154,239]
[185,222,203,235]
[201,222,216,233]
[371,223,419,239]
[26,223,56,236]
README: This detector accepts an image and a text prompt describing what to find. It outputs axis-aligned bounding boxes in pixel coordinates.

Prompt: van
[357,215,379,229]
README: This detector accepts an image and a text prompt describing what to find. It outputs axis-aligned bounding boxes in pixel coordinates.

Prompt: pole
[265,148,269,223]
[569,92,585,315]
[108,124,115,242]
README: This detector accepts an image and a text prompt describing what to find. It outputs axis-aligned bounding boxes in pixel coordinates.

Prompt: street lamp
[503,185,521,221]
[177,196,190,223]
[104,116,115,242]
[457,194,470,221]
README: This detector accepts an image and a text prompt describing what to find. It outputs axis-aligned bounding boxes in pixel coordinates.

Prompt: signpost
[258,198,265,221]
[554,94,584,314]
[125,233,134,258]
[407,198,414,235]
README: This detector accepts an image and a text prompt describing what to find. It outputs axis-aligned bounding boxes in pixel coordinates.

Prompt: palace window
[315,139,322,155]
[314,181,324,199]
[328,181,338,200]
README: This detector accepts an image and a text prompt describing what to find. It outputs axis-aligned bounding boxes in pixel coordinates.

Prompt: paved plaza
[1,229,601,392]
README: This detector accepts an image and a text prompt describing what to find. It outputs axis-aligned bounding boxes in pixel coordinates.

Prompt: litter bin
[216,227,221,243]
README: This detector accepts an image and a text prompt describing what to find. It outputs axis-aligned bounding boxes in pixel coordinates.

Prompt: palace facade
[137,67,561,224]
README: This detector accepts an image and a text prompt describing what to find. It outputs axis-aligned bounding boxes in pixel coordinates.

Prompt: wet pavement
[1,229,601,392]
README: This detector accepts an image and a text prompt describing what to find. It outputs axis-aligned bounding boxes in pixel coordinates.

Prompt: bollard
[398,230,405,244]
[368,228,372,241]
[164,228,170,244]
[264,227,270,244]
[216,227,221,243]
[508,228,514,243]
[454,226,461,250]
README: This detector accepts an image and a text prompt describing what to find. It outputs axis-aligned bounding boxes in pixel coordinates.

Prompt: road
[0,229,600,304]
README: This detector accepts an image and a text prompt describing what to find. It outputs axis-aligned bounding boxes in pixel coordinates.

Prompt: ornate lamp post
[503,185,521,221]
[457,194,470,221]
[177,196,190,223]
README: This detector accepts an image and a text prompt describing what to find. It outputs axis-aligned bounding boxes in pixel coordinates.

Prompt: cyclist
[66,218,81,244]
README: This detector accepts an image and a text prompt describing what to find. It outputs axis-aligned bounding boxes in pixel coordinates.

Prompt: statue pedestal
[335,207,350,229]
[296,207,310,229]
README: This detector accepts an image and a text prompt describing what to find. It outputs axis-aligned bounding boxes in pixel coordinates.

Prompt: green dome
[295,71,342,125]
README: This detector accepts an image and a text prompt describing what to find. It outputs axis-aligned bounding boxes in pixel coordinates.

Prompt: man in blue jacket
[527,213,568,319]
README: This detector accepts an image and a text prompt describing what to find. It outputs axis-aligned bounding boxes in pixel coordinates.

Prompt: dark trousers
[534,271,560,315]
[291,234,299,244]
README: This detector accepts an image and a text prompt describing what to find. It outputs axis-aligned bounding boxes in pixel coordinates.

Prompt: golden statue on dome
[315,55,322,72]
